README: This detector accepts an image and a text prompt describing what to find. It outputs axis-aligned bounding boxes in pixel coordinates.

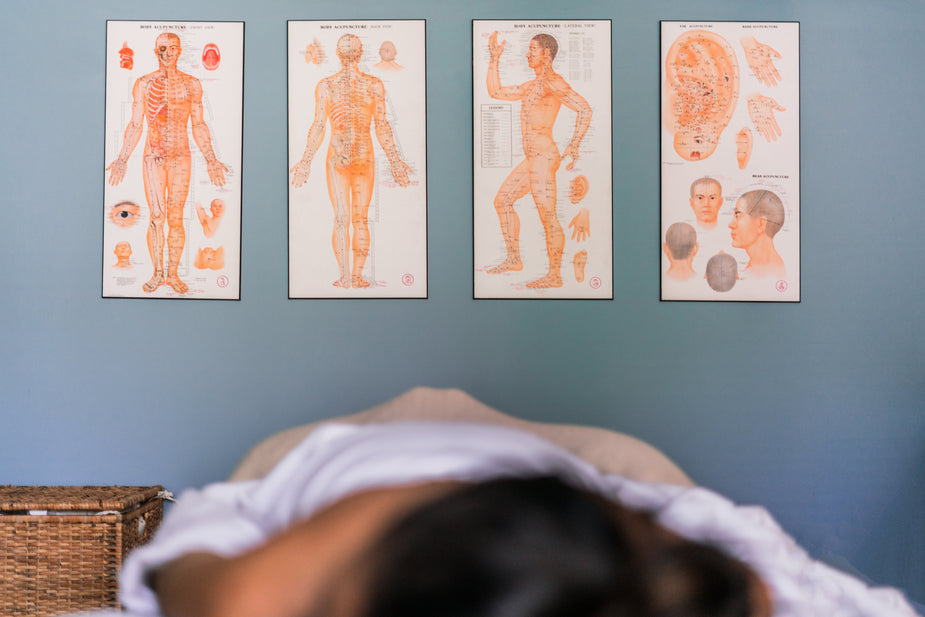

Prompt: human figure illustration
[705,251,738,292]
[486,31,592,288]
[195,198,225,238]
[663,222,698,281]
[290,34,412,289]
[374,41,403,71]
[664,30,739,162]
[729,189,786,278]
[113,241,133,268]
[107,32,228,294]
[740,36,782,88]
[689,177,724,231]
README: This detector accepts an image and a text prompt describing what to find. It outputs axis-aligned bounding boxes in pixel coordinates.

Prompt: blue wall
[1,0,923,605]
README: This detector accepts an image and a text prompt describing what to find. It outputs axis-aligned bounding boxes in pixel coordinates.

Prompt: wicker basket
[0,485,166,617]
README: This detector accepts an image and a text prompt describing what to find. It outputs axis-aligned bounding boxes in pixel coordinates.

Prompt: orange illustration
[728,189,785,278]
[736,127,753,169]
[202,43,220,71]
[568,174,589,204]
[663,222,698,281]
[194,246,225,270]
[485,31,592,288]
[113,241,133,268]
[107,32,228,295]
[109,200,140,228]
[195,198,224,238]
[689,177,724,230]
[291,34,412,289]
[573,250,588,283]
[740,36,782,88]
[664,30,739,161]
[374,41,403,72]
[304,39,324,65]
[119,42,134,70]
[747,93,785,143]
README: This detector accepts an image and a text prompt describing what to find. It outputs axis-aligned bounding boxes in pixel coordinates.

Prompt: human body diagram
[660,22,799,302]
[103,22,243,300]
[474,21,612,299]
[288,21,427,298]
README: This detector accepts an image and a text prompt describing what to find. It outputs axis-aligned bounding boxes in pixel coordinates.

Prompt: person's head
[155,33,182,67]
[527,34,558,68]
[729,190,784,248]
[114,241,132,260]
[705,252,738,292]
[664,222,698,261]
[323,476,767,617]
[210,198,225,217]
[379,41,397,62]
[337,34,364,65]
[689,178,724,226]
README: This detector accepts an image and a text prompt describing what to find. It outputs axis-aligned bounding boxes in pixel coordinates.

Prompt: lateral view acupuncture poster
[288,20,427,298]
[473,20,613,300]
[660,21,800,302]
[103,20,244,300]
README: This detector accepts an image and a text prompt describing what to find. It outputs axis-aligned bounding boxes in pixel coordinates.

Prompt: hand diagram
[106,159,127,185]
[290,159,313,188]
[569,208,590,242]
[740,36,782,87]
[206,159,229,187]
[390,159,412,187]
[748,94,785,142]
[488,31,506,60]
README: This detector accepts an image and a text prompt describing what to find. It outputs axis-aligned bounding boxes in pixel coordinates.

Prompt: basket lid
[0,485,165,512]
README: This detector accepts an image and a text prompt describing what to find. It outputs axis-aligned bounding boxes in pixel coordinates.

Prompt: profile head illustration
[689,177,724,228]
[530,33,559,61]
[729,189,784,249]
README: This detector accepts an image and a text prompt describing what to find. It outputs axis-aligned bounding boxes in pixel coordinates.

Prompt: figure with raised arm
[107,32,228,294]
[486,31,592,288]
[291,34,412,289]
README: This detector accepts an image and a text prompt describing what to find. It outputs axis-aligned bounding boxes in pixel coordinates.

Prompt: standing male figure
[486,31,592,288]
[107,32,228,294]
[291,34,412,289]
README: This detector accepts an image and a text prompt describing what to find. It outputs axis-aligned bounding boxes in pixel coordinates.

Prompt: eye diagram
[109,200,140,228]
[202,43,220,70]
[118,41,134,69]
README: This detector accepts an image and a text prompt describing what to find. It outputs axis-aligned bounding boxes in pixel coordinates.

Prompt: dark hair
[531,34,559,61]
[361,476,758,617]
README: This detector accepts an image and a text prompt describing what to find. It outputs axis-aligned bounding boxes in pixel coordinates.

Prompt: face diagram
[664,30,739,161]
[690,182,723,225]
[155,34,181,68]
[729,198,762,248]
[526,39,548,69]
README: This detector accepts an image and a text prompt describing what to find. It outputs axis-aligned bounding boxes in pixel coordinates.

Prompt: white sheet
[69,422,922,617]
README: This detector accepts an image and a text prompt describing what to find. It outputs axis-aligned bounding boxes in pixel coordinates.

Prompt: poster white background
[288,20,427,298]
[103,20,243,299]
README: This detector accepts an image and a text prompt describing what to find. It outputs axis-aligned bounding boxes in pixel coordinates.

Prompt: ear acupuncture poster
[288,20,427,298]
[660,21,799,302]
[473,20,613,300]
[103,21,243,300]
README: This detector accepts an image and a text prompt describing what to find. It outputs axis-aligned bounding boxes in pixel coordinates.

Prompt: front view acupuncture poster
[473,20,613,299]
[103,21,244,299]
[288,20,427,298]
[660,21,800,302]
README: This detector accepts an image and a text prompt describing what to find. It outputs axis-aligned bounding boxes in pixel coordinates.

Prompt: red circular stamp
[775,280,788,293]
[217,275,229,288]
[401,274,414,287]
[590,277,601,290]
